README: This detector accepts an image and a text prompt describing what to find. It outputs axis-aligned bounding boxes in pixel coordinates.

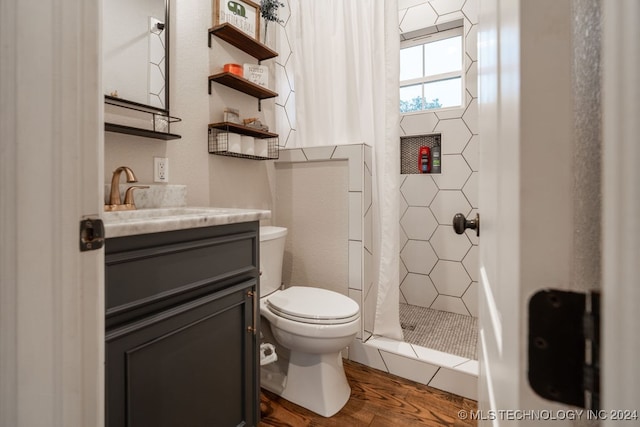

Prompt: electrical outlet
[154,157,168,183]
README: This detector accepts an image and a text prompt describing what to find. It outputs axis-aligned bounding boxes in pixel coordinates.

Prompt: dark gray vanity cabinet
[105,222,260,427]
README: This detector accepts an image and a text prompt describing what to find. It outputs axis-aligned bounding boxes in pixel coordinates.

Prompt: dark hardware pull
[453,213,480,237]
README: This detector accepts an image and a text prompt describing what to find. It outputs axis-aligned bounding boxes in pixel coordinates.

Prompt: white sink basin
[103,207,271,238]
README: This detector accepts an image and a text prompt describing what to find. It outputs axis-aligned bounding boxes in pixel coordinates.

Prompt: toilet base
[263,350,351,417]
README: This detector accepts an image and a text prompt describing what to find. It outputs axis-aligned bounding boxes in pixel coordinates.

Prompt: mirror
[103,0,169,112]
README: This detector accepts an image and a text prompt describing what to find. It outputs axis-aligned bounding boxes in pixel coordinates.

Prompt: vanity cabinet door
[106,280,259,427]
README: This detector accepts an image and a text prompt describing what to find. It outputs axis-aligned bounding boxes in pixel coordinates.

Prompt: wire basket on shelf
[208,123,279,160]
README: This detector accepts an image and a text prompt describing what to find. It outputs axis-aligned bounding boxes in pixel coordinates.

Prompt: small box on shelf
[243,64,269,88]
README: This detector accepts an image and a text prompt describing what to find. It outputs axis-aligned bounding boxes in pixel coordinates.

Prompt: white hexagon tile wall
[274,0,479,318]
[274,1,296,149]
[398,0,479,317]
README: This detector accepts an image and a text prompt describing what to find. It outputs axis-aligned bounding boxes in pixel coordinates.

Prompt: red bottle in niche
[418,146,431,173]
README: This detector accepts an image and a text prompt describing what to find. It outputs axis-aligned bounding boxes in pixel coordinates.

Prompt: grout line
[378,349,389,373]
[453,358,472,369]
[426,366,440,385]
[408,343,419,359]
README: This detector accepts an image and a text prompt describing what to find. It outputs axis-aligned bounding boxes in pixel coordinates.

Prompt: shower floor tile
[400,303,478,360]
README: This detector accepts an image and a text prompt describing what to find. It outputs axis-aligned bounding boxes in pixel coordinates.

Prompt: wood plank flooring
[259,360,477,427]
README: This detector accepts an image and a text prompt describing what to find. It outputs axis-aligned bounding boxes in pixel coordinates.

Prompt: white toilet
[259,226,360,417]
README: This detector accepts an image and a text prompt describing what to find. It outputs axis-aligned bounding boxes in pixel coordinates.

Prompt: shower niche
[400,133,441,174]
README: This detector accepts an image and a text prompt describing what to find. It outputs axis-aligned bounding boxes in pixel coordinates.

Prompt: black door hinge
[528,289,600,410]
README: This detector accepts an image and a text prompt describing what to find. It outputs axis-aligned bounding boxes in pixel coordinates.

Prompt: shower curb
[347,336,478,400]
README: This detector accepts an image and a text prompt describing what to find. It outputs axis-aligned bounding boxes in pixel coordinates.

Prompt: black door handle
[453,213,480,237]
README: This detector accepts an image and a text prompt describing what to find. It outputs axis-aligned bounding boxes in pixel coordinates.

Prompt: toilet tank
[259,226,288,297]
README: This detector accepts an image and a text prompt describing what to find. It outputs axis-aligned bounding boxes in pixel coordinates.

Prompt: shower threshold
[348,304,479,400]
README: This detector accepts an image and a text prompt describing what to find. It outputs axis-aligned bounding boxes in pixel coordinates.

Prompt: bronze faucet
[104,166,149,211]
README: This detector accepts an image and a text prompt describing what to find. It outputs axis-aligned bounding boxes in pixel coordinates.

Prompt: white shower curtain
[288,0,403,339]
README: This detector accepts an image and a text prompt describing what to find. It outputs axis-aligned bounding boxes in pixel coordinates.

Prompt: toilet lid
[266,286,360,325]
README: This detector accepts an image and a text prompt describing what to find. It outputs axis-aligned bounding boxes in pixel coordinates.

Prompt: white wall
[105,0,275,211]
[275,160,349,295]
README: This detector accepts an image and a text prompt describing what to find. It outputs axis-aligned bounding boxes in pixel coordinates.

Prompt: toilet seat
[266,286,360,325]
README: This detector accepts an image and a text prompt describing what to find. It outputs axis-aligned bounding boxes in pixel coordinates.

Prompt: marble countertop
[103,207,271,238]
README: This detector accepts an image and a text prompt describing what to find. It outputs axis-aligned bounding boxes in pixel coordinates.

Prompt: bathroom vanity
[103,208,269,427]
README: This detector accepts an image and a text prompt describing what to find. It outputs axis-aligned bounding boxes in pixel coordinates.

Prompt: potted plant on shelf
[260,0,284,45]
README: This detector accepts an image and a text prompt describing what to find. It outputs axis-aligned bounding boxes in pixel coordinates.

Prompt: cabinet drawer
[105,222,258,327]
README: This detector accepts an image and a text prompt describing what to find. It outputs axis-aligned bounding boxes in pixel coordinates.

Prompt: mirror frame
[163,0,170,113]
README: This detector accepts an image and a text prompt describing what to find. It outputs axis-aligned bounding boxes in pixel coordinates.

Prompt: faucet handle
[123,185,150,208]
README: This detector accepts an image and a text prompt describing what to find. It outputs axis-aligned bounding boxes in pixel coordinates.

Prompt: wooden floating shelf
[208,72,278,100]
[208,23,278,61]
[105,123,182,140]
[208,122,278,138]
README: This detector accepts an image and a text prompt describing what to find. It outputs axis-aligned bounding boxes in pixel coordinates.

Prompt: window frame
[400,25,465,115]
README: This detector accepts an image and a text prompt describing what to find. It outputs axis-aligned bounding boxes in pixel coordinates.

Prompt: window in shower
[400,24,464,113]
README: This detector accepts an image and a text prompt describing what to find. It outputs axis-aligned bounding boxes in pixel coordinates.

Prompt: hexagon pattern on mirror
[148,18,165,110]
